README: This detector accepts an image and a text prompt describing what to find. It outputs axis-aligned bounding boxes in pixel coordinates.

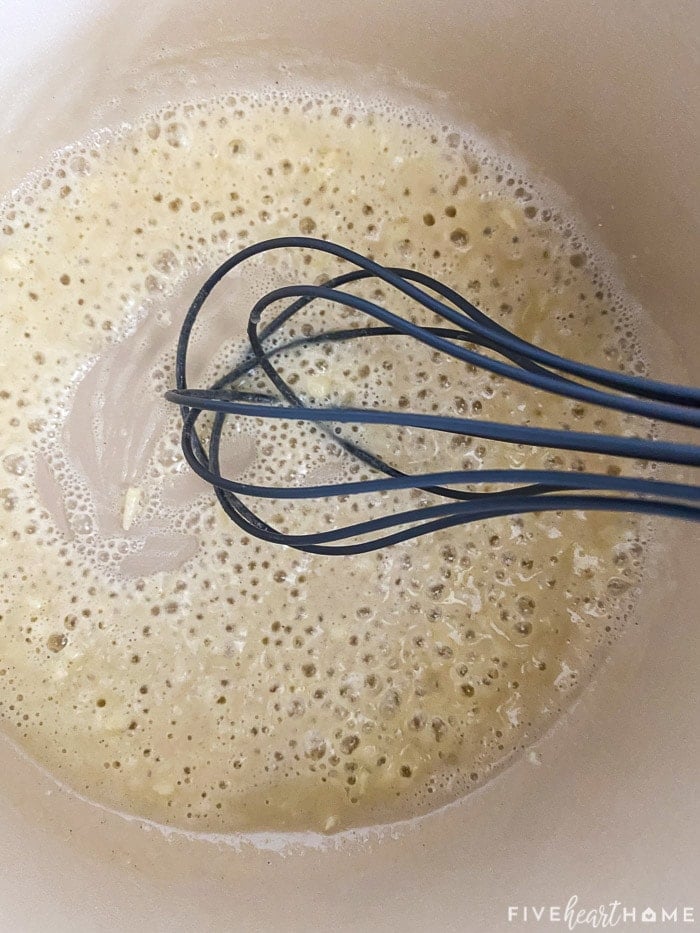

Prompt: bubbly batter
[0,90,646,834]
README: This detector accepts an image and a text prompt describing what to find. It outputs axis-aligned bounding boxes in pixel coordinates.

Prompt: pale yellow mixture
[0,91,646,834]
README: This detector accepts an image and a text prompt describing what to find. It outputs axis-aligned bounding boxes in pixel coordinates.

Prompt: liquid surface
[0,90,646,834]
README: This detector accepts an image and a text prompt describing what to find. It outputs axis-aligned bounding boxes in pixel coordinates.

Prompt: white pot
[0,2,697,930]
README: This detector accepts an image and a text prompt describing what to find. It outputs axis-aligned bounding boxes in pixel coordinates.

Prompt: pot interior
[0,1,697,929]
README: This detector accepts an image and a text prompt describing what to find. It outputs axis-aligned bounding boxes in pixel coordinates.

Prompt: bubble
[69,156,90,176]
[449,228,470,249]
[152,249,178,274]
[165,122,189,148]
[145,274,163,293]
[0,488,17,511]
[299,217,317,234]
[47,632,68,653]
[340,734,360,754]
[517,596,535,615]
[3,454,27,476]
[607,576,631,595]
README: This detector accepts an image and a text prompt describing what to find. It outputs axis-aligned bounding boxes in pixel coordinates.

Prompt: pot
[0,1,697,929]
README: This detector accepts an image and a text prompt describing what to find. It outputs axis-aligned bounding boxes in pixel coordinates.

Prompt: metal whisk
[165,237,700,555]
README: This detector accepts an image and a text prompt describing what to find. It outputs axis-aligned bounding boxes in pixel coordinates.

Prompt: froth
[0,88,648,835]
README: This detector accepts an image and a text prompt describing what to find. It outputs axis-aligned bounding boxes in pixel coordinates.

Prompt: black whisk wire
[165,237,700,555]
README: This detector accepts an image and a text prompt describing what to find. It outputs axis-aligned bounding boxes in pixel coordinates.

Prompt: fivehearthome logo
[507,896,695,928]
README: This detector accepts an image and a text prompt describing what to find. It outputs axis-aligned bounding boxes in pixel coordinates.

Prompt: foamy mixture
[0,90,647,834]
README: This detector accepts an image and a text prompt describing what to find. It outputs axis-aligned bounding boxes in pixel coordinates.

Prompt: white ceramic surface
[0,2,697,930]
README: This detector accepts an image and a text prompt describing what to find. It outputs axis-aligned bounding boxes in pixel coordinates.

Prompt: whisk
[165,237,700,555]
